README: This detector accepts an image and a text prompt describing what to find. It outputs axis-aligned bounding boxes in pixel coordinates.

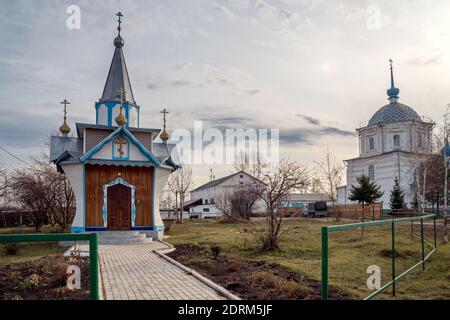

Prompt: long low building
[185,171,266,218]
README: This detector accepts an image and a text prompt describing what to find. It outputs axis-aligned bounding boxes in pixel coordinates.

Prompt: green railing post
[89,233,99,300]
[434,215,437,250]
[391,222,396,297]
[420,217,425,271]
[321,226,329,300]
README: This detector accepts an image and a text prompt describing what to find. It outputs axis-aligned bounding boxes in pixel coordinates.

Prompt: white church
[337,61,434,208]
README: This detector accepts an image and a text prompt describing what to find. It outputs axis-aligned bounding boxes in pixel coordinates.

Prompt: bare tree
[167,165,193,223]
[49,171,75,230]
[9,160,75,231]
[409,120,435,215]
[251,160,310,251]
[314,148,345,221]
[430,108,449,243]
[0,166,7,197]
[215,186,259,222]
[234,150,268,179]
[0,165,9,227]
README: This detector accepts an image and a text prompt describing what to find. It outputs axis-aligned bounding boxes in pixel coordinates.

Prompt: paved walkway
[72,242,226,300]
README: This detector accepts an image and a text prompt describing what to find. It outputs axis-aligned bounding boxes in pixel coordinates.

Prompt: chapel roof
[367,60,422,127]
[100,12,135,104]
[368,102,421,126]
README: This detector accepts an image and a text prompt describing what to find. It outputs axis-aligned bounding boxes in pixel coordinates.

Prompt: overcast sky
[1,0,450,187]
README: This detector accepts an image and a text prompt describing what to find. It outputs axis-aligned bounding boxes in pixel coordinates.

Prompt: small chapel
[50,13,180,240]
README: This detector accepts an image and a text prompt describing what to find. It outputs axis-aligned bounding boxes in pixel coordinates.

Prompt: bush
[52,261,70,286]
[16,274,40,291]
[5,244,20,256]
[163,219,177,235]
[210,245,222,260]
[227,258,241,272]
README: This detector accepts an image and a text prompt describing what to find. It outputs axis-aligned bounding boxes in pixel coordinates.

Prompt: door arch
[102,177,137,229]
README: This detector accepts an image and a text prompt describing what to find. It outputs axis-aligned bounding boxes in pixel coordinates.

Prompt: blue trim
[82,164,86,229]
[108,103,113,126]
[102,177,137,228]
[85,227,107,232]
[79,126,160,166]
[132,226,164,231]
[152,168,156,227]
[86,159,154,167]
[71,226,86,233]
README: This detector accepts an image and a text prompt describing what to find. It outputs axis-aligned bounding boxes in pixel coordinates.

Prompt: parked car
[303,201,328,218]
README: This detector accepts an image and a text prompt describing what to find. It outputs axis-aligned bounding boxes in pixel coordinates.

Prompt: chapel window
[393,134,400,148]
[369,137,375,150]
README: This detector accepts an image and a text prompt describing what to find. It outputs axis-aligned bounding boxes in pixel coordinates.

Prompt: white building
[185,171,266,218]
[337,61,434,209]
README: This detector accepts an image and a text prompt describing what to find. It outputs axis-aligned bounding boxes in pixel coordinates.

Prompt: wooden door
[107,184,131,230]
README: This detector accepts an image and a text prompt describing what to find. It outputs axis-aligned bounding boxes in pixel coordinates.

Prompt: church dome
[368,102,421,126]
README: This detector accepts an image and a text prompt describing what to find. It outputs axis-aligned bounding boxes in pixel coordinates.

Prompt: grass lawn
[167,218,450,300]
[0,226,68,267]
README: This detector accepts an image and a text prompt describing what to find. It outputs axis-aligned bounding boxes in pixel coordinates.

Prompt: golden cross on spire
[115,88,127,126]
[59,99,71,135]
[60,99,70,116]
[160,108,170,142]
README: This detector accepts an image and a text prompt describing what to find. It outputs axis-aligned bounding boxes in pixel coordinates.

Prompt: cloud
[206,116,254,127]
[297,114,320,125]
[254,0,313,33]
[212,2,236,20]
[409,51,443,66]
[280,126,356,145]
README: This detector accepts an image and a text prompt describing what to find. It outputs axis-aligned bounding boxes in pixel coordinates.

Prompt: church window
[393,134,400,148]
[417,134,422,148]
[369,137,375,150]
[368,165,375,181]
[203,208,210,213]
[205,199,209,205]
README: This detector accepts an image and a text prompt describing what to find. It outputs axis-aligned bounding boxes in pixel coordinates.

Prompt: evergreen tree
[411,193,419,210]
[349,175,384,205]
[349,175,384,238]
[390,178,406,211]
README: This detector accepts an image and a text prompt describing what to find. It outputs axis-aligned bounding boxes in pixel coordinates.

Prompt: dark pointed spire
[100,12,135,103]
[387,59,400,103]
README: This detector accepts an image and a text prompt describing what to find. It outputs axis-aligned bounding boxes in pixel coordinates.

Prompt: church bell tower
[95,12,140,128]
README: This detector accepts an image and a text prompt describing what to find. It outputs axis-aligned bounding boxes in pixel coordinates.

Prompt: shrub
[210,245,222,260]
[16,274,40,291]
[163,219,177,235]
[227,258,241,272]
[5,244,20,256]
[52,261,70,286]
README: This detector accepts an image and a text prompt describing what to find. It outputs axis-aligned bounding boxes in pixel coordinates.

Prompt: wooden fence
[332,203,383,221]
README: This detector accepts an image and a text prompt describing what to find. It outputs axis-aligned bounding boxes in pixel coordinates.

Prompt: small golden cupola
[59,99,71,135]
[115,88,128,126]
[160,108,170,142]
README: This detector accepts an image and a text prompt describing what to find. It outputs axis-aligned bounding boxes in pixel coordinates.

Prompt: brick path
[73,242,226,300]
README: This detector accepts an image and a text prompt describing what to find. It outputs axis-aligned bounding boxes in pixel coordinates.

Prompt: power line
[0,146,31,167]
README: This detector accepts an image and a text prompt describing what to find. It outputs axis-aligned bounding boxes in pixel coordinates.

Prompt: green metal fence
[321,214,437,300]
[0,233,99,300]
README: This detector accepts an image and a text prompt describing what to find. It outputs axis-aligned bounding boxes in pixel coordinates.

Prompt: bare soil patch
[0,255,89,300]
[167,244,349,300]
